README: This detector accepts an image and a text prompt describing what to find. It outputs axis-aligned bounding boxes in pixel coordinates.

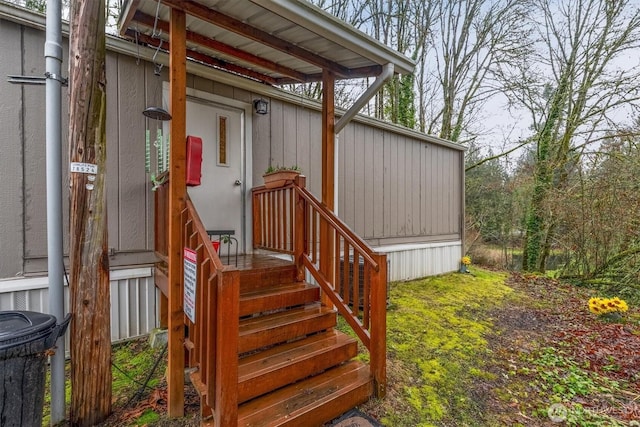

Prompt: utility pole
[68,1,112,425]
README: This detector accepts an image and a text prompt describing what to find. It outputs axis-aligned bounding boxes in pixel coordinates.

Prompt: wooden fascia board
[162,0,353,78]
[131,10,310,83]
[125,29,277,85]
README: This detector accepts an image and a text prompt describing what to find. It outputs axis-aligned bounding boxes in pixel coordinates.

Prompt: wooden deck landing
[231,254,294,271]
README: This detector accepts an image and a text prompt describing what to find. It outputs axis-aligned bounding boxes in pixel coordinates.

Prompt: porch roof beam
[125,29,278,85]
[274,64,383,85]
[131,10,309,83]
[160,0,353,78]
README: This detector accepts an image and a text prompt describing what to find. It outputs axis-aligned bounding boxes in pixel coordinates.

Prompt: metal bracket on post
[7,74,46,85]
[45,72,68,86]
[7,72,68,86]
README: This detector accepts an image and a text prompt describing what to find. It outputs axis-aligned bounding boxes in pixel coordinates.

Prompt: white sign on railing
[183,248,197,323]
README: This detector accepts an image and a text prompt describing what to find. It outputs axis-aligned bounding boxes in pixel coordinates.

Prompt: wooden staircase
[155,175,386,426]
[190,260,372,426]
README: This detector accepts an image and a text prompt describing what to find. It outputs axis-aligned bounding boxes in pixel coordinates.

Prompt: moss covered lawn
[358,269,640,426]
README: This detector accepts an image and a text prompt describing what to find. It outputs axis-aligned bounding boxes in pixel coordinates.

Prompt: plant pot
[262,170,300,189]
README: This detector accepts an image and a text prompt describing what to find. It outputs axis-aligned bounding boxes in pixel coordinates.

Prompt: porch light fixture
[253,98,269,115]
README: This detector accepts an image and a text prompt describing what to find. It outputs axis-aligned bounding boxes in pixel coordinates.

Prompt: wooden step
[240,263,297,293]
[238,330,358,403]
[239,303,336,354]
[238,361,372,426]
[240,282,320,317]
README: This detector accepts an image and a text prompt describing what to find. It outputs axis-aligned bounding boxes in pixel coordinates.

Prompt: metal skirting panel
[0,267,158,343]
[302,241,461,285]
[379,241,462,281]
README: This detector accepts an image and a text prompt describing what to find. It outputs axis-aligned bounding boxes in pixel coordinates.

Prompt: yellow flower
[588,296,629,315]
[618,300,629,312]
[461,256,472,265]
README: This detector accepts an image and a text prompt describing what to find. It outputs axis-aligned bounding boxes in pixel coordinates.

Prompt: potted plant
[262,165,301,189]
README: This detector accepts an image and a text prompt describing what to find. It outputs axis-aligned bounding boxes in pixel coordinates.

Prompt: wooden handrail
[296,185,379,270]
[155,177,240,425]
[252,176,387,397]
[253,183,378,270]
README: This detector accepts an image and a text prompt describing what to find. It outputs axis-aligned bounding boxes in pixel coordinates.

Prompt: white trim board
[374,240,462,254]
[0,267,153,293]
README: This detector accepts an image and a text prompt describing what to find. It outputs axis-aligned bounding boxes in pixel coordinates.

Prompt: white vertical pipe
[45,0,66,424]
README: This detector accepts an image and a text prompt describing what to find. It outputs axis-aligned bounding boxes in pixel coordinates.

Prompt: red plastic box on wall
[186,135,202,186]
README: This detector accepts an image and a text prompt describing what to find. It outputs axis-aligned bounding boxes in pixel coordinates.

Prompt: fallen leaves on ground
[482,272,640,426]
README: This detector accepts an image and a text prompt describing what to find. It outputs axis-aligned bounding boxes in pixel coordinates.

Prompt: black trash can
[0,311,70,427]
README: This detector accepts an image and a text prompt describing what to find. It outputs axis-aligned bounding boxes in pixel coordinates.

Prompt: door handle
[234,179,242,186]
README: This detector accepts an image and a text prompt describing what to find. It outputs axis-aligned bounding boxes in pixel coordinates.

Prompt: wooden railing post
[294,175,306,281]
[214,268,239,427]
[370,253,387,398]
[252,190,261,248]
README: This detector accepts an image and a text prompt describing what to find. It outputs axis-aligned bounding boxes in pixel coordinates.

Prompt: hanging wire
[152,40,164,74]
[151,0,163,39]
[134,27,141,66]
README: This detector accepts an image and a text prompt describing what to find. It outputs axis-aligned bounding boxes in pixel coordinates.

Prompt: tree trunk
[522,69,569,272]
[68,1,111,425]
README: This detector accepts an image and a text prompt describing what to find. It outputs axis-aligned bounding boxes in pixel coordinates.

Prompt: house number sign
[70,162,98,174]
[183,248,197,323]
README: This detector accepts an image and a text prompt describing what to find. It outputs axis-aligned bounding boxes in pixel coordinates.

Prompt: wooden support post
[294,175,306,281]
[215,269,239,427]
[321,69,335,211]
[370,253,387,398]
[320,70,336,306]
[168,7,187,418]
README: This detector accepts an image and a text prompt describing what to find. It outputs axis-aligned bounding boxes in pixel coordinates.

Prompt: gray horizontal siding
[261,99,464,246]
[0,16,263,278]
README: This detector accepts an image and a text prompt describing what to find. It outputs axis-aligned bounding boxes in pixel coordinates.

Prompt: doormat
[329,409,383,427]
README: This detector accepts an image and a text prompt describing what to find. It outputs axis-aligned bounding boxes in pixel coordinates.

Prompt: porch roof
[118,0,415,85]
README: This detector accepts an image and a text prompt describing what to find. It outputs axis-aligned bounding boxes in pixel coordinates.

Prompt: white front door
[186,97,245,252]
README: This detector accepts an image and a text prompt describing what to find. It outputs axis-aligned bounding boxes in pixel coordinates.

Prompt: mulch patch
[98,382,201,426]
[478,272,640,425]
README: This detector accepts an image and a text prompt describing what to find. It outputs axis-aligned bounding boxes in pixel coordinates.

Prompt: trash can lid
[0,311,57,350]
